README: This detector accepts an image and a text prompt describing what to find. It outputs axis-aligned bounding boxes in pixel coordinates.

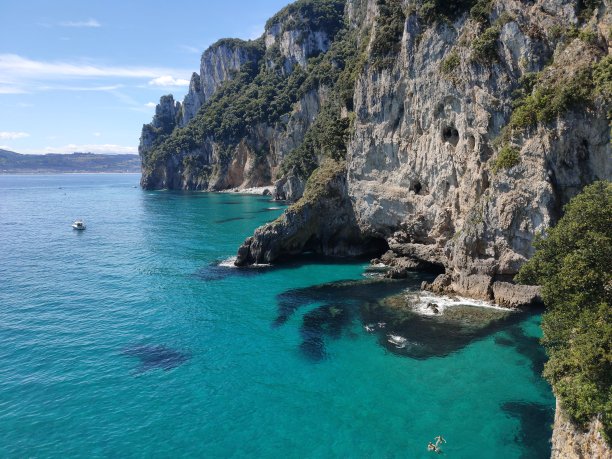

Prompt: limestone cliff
[139,0,346,192]
[235,0,611,305]
[551,399,610,459]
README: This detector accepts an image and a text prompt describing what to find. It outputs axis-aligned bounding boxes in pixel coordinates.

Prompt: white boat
[387,334,407,348]
[72,220,86,230]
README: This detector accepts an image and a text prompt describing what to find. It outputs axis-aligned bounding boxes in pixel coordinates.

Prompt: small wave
[406,292,512,316]
[217,256,272,269]
[217,256,238,268]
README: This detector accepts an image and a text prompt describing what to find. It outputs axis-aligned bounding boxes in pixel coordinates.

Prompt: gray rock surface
[235,0,611,308]
[235,160,385,265]
[551,399,610,459]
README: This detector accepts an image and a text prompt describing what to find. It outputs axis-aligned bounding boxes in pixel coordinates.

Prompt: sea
[0,173,555,458]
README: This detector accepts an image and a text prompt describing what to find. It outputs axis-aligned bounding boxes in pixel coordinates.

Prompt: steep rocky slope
[551,400,609,459]
[233,0,611,308]
[139,0,347,194]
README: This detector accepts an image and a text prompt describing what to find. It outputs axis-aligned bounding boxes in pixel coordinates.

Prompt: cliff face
[139,0,345,193]
[345,0,611,302]
[234,0,611,306]
[551,399,610,459]
[140,0,610,303]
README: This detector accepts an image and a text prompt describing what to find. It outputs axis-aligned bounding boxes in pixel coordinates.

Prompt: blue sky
[0,0,290,154]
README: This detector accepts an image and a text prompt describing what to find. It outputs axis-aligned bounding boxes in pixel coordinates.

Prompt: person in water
[435,435,446,446]
[427,442,439,452]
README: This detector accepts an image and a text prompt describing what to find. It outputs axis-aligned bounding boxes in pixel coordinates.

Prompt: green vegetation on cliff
[517,181,612,442]
[370,0,405,68]
[266,0,346,35]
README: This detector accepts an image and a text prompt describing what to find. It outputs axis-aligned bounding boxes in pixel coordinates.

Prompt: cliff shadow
[494,321,548,377]
[501,400,554,459]
[194,254,376,282]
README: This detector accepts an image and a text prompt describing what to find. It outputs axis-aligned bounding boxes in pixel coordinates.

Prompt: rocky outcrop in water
[236,160,386,265]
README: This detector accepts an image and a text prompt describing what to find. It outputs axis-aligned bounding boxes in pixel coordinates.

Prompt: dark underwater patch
[214,216,252,224]
[494,336,515,347]
[275,275,540,361]
[502,401,554,459]
[122,344,191,374]
[495,326,547,376]
[299,303,352,361]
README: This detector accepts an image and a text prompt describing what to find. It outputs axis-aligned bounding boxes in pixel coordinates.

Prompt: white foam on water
[218,256,238,268]
[217,256,272,269]
[406,291,512,316]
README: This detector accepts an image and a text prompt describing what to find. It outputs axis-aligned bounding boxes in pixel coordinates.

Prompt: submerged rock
[122,344,191,374]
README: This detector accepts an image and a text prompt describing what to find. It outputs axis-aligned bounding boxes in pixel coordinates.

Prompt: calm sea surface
[0,173,554,458]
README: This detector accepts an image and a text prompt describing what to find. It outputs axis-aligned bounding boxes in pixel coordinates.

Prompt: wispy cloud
[60,19,101,28]
[145,102,157,108]
[178,45,202,54]
[93,132,101,137]
[0,131,29,140]
[36,84,124,92]
[0,54,191,94]
[148,75,190,87]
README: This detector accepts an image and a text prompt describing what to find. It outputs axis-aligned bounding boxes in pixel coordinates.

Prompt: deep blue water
[0,173,554,458]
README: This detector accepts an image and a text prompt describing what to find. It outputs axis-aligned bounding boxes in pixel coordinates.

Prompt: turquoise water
[0,174,554,458]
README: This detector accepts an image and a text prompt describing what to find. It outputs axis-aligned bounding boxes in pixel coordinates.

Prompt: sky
[0,0,290,154]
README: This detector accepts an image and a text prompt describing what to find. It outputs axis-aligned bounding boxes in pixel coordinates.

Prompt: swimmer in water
[435,435,446,446]
[427,442,438,452]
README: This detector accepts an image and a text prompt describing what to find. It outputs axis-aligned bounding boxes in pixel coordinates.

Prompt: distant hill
[0,149,141,173]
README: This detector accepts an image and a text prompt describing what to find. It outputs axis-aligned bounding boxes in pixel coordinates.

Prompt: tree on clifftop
[516,181,611,442]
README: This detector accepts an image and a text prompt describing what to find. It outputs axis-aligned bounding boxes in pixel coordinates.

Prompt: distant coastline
[0,149,141,174]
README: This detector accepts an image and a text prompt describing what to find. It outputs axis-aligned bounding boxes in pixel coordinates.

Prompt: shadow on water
[121,344,191,375]
[502,401,554,459]
[192,261,273,281]
[193,254,373,282]
[275,275,542,362]
[214,216,253,224]
[495,323,548,376]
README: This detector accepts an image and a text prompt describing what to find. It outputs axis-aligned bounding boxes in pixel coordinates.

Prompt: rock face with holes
[235,0,611,308]
[344,0,611,304]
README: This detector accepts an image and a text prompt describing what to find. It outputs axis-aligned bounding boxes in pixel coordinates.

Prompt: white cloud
[0,86,27,94]
[0,54,190,94]
[145,102,157,108]
[148,75,190,87]
[35,144,137,154]
[93,132,101,137]
[0,131,29,140]
[60,19,101,28]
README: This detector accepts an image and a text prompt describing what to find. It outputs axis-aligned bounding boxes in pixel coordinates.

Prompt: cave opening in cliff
[442,126,459,146]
